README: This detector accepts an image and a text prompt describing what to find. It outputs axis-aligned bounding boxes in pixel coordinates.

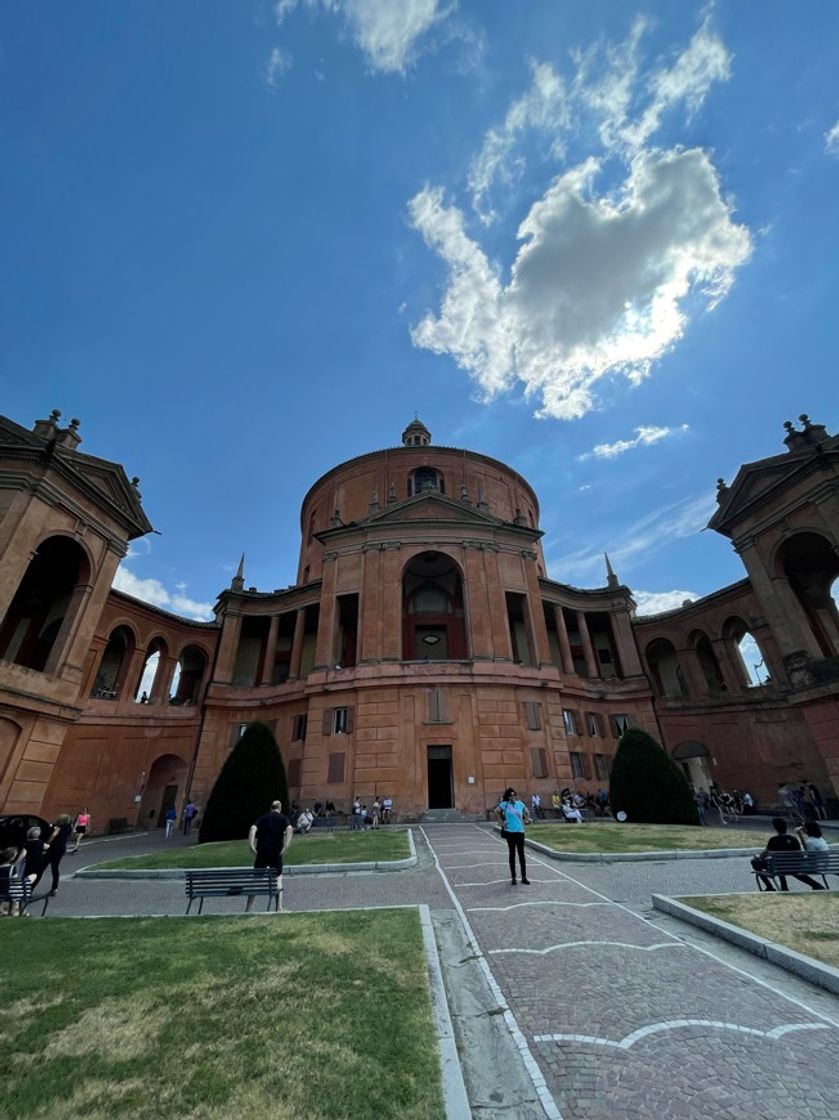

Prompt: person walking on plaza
[381,795,393,824]
[164,805,177,838]
[806,780,827,821]
[182,799,197,836]
[496,787,530,885]
[246,800,292,912]
[71,807,91,853]
[34,814,73,896]
[371,797,381,829]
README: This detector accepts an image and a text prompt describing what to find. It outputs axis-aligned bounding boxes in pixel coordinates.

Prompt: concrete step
[420,808,483,824]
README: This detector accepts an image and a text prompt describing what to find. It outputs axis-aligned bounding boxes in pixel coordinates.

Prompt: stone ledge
[499,827,762,863]
[76,829,418,880]
[652,892,839,996]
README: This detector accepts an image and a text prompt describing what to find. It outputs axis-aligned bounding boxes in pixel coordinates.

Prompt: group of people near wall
[286,796,395,833]
[0,809,89,914]
[694,787,754,825]
[778,780,828,821]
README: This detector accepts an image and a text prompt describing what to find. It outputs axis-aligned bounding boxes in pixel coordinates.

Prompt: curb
[652,892,839,996]
[75,828,418,880]
[493,827,769,863]
[418,904,472,1119]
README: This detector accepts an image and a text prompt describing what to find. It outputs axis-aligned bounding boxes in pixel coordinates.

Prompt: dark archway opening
[427,745,453,808]
[779,532,839,657]
[402,552,467,660]
[92,625,135,698]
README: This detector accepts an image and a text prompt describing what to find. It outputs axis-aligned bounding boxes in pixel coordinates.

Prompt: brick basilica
[1,409,838,828]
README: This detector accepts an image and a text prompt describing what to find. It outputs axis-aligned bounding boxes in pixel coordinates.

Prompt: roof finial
[231,553,245,592]
[605,552,619,589]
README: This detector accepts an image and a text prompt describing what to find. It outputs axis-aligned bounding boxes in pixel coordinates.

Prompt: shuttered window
[610,713,631,738]
[570,751,584,778]
[287,758,302,787]
[428,688,448,722]
[531,746,548,779]
[524,701,543,731]
[327,752,345,784]
[563,709,578,736]
[322,707,354,735]
[292,713,308,741]
[594,754,609,781]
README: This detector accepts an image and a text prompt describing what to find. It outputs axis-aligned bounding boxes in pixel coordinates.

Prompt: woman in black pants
[496,787,531,885]
[34,814,73,896]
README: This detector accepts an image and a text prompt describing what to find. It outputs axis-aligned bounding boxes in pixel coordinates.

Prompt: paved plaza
[43,825,839,1119]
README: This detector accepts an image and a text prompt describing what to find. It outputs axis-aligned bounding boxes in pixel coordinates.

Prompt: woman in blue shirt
[496,787,531,885]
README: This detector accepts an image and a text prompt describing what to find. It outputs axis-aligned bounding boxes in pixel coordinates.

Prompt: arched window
[408,468,444,497]
[0,536,90,673]
[170,645,208,705]
[645,638,687,698]
[723,618,770,687]
[135,637,168,702]
[402,552,467,660]
[777,532,839,657]
[92,625,135,699]
[689,630,725,693]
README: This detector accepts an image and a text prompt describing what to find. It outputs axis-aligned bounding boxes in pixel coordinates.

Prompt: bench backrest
[765,851,839,874]
[185,868,278,896]
[0,873,30,904]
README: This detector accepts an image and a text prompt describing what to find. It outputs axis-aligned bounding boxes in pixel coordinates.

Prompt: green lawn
[0,911,442,1120]
[527,822,773,854]
[90,829,410,871]
[686,893,839,969]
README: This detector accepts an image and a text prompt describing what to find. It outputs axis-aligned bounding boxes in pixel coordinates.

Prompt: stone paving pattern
[47,825,839,1119]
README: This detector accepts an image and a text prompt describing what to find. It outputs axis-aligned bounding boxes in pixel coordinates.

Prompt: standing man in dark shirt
[751,818,825,891]
[245,800,293,912]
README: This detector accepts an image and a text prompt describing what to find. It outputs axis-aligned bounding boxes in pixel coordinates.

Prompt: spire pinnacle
[231,553,245,592]
[604,552,619,589]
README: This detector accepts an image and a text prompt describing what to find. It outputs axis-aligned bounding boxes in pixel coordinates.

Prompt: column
[122,645,150,702]
[314,553,338,669]
[524,556,552,666]
[576,611,598,678]
[486,549,513,660]
[151,654,178,704]
[260,615,280,685]
[738,541,823,661]
[611,609,643,676]
[464,545,492,659]
[380,545,403,661]
[553,605,574,674]
[360,547,383,663]
[213,611,242,683]
[677,645,708,697]
[288,607,306,680]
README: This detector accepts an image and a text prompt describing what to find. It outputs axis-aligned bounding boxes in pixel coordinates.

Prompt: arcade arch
[723,617,769,687]
[92,624,137,699]
[777,531,839,657]
[672,740,712,791]
[645,638,687,698]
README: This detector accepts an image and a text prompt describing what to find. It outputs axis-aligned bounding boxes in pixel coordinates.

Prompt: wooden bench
[752,851,839,891]
[312,815,334,831]
[185,868,281,914]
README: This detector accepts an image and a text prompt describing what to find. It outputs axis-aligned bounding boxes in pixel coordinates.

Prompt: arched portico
[402,551,468,660]
[672,740,712,791]
[138,753,189,829]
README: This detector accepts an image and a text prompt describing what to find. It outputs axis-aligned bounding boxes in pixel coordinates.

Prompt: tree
[198,721,290,843]
[609,727,698,825]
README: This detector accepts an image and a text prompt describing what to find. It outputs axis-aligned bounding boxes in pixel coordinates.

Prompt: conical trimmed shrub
[609,727,698,825]
[199,721,290,843]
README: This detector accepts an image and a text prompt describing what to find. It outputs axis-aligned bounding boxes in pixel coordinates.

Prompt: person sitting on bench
[750,817,825,891]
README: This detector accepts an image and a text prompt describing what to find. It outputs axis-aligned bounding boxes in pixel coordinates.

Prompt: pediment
[709,454,809,533]
[0,416,42,449]
[363,492,510,528]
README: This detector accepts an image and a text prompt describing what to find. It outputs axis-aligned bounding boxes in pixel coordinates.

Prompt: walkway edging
[418,904,472,1120]
[498,827,765,863]
[75,829,417,880]
[652,892,839,996]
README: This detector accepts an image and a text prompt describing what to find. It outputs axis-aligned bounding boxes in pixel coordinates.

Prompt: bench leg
[186,898,193,915]
[198,897,204,915]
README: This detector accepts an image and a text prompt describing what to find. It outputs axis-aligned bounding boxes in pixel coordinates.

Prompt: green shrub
[198,721,290,843]
[609,728,698,825]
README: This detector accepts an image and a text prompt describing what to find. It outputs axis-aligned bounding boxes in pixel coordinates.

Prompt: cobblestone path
[423,825,839,1120]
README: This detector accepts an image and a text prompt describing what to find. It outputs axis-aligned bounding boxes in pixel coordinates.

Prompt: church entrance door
[427,745,453,809]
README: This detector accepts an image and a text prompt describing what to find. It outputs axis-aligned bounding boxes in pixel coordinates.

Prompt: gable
[364,492,509,529]
[709,452,818,534]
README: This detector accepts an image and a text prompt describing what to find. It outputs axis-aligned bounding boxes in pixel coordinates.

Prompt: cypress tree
[198,721,290,843]
[609,727,699,825]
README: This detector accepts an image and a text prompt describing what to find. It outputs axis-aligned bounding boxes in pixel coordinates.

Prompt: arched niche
[134,636,169,702]
[645,638,687,698]
[672,739,712,791]
[723,616,769,687]
[170,644,208,705]
[138,752,189,828]
[402,551,467,660]
[776,531,839,657]
[91,624,137,699]
[0,535,91,673]
[688,629,726,693]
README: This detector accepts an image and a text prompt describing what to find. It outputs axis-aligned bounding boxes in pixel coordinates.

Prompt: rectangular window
[610,713,631,738]
[292,713,308,742]
[524,701,543,731]
[531,746,549,779]
[594,754,609,781]
[327,752,345,784]
[287,758,302,787]
[428,688,448,723]
[229,722,249,748]
[586,712,605,738]
[334,706,352,735]
[563,708,578,736]
[570,751,584,779]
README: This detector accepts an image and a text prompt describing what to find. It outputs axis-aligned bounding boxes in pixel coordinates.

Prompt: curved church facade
[1,409,837,827]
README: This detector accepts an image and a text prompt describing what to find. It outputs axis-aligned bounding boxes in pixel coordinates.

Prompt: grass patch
[527,822,773,854]
[0,910,442,1120]
[686,893,839,969]
[90,829,410,871]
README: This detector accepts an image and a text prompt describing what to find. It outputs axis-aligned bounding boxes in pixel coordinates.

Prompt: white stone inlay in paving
[490,941,686,956]
[468,901,610,912]
[534,1019,832,1050]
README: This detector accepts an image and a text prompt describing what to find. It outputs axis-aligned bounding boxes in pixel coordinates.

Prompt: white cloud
[265,46,293,87]
[112,566,214,622]
[579,423,689,461]
[550,491,716,582]
[410,147,751,419]
[826,119,839,155]
[632,588,699,616]
[469,60,570,224]
[275,0,449,74]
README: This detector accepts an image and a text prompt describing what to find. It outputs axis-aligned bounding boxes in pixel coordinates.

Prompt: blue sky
[2,1,838,619]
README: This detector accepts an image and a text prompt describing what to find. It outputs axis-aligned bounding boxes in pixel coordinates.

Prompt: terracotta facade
[1,411,837,829]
